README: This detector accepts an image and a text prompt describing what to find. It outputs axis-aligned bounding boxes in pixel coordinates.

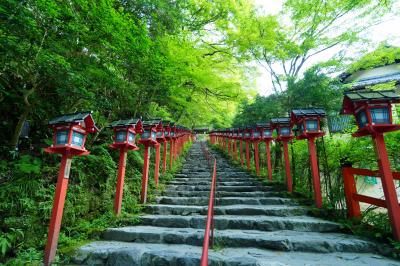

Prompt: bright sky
[252,0,400,96]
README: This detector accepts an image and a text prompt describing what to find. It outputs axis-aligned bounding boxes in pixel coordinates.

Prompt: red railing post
[342,167,361,218]
[282,140,292,192]
[114,148,127,215]
[154,143,161,187]
[254,141,260,176]
[240,140,244,166]
[308,138,322,208]
[265,140,272,181]
[162,141,167,173]
[169,139,174,169]
[141,145,150,204]
[246,141,251,170]
[373,133,400,240]
[44,154,71,266]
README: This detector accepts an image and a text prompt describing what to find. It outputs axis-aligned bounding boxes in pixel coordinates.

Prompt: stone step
[171,177,258,182]
[175,172,249,178]
[75,242,398,266]
[140,214,341,232]
[156,196,294,206]
[163,190,283,198]
[168,180,260,186]
[165,185,271,192]
[147,204,307,216]
[102,226,378,254]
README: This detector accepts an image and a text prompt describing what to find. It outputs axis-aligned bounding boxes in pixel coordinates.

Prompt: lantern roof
[48,111,98,133]
[142,119,162,126]
[271,117,291,126]
[291,108,326,117]
[107,118,141,128]
[256,122,271,130]
[341,89,400,114]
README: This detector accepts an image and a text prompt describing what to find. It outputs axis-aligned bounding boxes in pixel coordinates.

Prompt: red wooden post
[254,141,260,176]
[228,139,231,155]
[373,133,400,240]
[154,143,160,187]
[282,141,292,192]
[44,154,72,266]
[114,148,127,215]
[162,141,167,173]
[342,167,361,218]
[265,141,272,181]
[233,140,237,161]
[240,140,244,166]
[246,141,251,170]
[308,138,322,208]
[169,139,174,169]
[141,146,150,204]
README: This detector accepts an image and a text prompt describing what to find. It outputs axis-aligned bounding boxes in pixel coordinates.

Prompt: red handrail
[200,142,217,266]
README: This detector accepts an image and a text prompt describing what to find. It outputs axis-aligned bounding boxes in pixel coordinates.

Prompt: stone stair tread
[139,214,342,232]
[147,204,307,216]
[74,242,399,266]
[103,226,379,253]
[163,191,282,198]
[155,196,295,206]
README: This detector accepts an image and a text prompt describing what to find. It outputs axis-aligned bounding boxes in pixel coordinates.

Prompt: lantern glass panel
[306,120,318,131]
[116,131,126,143]
[128,132,135,143]
[297,123,304,132]
[253,132,260,138]
[171,131,175,137]
[71,131,84,146]
[280,127,290,136]
[142,131,151,139]
[56,130,69,145]
[263,130,272,137]
[156,131,164,137]
[245,132,250,137]
[371,107,390,124]
[151,131,156,140]
[356,110,368,128]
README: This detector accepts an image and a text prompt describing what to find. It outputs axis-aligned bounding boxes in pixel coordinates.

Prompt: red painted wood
[342,167,362,218]
[114,148,127,215]
[141,146,150,204]
[240,140,244,166]
[254,141,260,176]
[200,146,217,266]
[246,141,251,170]
[282,141,293,192]
[44,154,71,266]
[353,194,387,208]
[265,141,272,181]
[373,133,400,240]
[308,138,322,208]
[162,141,167,173]
[169,139,174,169]
[154,144,160,187]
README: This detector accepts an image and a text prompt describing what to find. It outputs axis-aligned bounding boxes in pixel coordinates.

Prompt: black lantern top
[48,111,98,133]
[290,108,326,140]
[341,89,400,137]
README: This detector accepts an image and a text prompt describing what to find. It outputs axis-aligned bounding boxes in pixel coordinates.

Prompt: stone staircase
[73,142,399,265]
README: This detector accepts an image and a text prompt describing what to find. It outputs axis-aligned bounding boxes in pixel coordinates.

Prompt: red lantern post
[243,127,253,170]
[239,128,245,166]
[43,112,98,266]
[291,109,326,208]
[341,89,400,240]
[108,118,142,215]
[271,117,294,192]
[257,123,274,181]
[250,126,262,176]
[138,120,159,204]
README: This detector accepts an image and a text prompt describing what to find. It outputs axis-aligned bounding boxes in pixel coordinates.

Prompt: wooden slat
[353,194,387,208]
